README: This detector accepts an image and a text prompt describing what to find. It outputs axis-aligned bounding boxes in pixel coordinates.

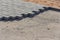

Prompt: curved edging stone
[0,7,60,22]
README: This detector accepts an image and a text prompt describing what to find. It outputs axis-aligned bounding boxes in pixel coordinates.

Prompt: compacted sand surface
[0,0,60,40]
[0,10,60,40]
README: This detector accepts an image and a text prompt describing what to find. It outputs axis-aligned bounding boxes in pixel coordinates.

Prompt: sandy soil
[0,10,60,40]
[24,0,60,9]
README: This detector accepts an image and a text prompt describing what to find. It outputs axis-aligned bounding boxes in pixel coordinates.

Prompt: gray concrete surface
[0,0,45,17]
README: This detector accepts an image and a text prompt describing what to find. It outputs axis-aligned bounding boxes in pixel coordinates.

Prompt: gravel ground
[0,0,60,40]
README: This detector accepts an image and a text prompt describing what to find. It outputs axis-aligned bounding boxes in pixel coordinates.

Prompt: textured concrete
[0,0,44,17]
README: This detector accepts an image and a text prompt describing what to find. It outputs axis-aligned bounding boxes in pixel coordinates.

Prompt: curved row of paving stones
[0,7,60,22]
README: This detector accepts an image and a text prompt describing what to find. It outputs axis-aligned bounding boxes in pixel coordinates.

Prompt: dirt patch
[24,0,60,9]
